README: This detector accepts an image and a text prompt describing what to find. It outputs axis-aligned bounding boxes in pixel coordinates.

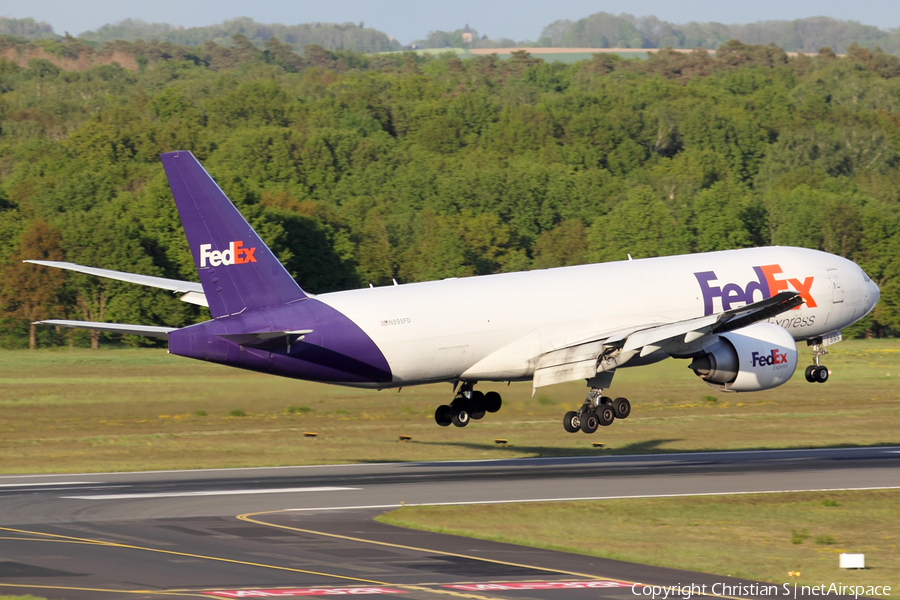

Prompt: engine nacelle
[689,322,797,392]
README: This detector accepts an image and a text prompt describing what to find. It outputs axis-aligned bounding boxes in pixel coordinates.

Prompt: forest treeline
[1,37,900,348]
[78,17,401,55]
[6,14,900,56]
[537,13,900,55]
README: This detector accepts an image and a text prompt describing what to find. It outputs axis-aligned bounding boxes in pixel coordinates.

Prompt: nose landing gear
[434,381,503,428]
[805,338,830,383]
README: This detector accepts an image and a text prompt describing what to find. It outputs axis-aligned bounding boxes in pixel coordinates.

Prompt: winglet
[160,151,307,318]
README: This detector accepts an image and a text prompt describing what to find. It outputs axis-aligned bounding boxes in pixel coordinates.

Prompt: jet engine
[689,322,797,392]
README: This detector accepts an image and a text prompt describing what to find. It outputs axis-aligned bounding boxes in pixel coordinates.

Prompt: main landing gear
[562,372,630,434]
[805,338,829,383]
[434,381,502,428]
[563,389,630,434]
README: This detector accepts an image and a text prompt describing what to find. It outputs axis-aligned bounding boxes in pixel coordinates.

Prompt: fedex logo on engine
[752,349,789,367]
[694,264,816,316]
[199,241,257,267]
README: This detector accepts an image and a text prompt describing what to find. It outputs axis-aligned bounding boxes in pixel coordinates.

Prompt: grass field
[1,339,899,473]
[377,489,900,590]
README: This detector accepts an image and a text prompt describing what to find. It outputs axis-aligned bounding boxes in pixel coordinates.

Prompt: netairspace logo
[199,241,257,267]
[631,582,892,599]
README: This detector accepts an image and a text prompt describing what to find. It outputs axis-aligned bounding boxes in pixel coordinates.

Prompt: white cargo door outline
[828,268,844,303]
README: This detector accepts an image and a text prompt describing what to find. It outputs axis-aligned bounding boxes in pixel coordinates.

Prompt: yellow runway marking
[0,582,206,597]
[0,525,506,600]
[239,509,612,579]
[239,509,754,600]
[0,535,107,545]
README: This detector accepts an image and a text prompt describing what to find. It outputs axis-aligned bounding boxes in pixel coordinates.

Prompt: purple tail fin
[161,151,307,318]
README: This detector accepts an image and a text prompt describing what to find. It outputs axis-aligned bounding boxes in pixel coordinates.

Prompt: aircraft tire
[470,391,486,419]
[580,411,599,434]
[563,411,580,433]
[612,397,631,419]
[597,405,615,427]
[484,391,502,413]
[451,407,470,427]
[434,405,452,427]
[805,365,817,382]
[813,365,829,383]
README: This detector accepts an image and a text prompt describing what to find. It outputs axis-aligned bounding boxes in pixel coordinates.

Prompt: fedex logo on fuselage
[752,349,789,367]
[199,241,257,267]
[694,264,816,316]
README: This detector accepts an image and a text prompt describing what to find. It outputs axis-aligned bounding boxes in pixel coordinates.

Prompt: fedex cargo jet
[29,151,880,434]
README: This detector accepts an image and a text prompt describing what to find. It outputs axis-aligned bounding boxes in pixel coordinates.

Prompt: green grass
[376,489,900,589]
[0,339,898,473]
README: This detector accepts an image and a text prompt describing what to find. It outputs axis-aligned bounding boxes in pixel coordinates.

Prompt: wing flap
[35,319,175,339]
[533,340,606,388]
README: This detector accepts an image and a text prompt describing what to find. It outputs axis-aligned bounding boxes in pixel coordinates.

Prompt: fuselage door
[827,268,844,303]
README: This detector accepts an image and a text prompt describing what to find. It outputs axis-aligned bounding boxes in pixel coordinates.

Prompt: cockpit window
[861,268,871,282]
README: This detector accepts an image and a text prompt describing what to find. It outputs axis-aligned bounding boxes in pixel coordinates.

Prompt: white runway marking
[285,485,900,512]
[4,445,897,479]
[0,481,100,487]
[0,481,103,491]
[63,486,360,500]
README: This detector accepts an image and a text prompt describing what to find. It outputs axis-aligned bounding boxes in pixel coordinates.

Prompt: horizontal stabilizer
[216,329,313,350]
[35,320,175,339]
[24,261,208,307]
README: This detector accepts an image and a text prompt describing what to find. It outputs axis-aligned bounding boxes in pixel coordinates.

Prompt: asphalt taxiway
[0,446,897,599]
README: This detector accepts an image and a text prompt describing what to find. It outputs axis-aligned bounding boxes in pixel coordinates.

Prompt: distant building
[462,24,472,44]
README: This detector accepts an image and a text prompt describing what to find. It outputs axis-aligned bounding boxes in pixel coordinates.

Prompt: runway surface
[0,446,897,599]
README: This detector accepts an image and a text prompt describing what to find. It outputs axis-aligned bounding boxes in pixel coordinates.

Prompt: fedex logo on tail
[752,349,789,367]
[199,241,257,267]
[694,264,816,315]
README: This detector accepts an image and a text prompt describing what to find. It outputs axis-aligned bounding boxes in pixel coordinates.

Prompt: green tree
[0,221,65,349]
[589,185,690,261]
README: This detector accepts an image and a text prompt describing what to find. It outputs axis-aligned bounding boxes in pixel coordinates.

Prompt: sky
[3,0,900,44]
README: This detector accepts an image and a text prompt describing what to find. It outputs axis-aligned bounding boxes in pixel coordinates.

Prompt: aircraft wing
[34,319,175,339]
[24,260,208,307]
[533,291,803,390]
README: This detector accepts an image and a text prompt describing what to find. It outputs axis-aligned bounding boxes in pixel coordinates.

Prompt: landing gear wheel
[805,365,817,383]
[451,406,470,427]
[563,411,581,433]
[434,405,452,427]
[484,391,502,413]
[612,397,631,419]
[812,365,829,383]
[580,411,600,434]
[597,405,615,427]
[469,391,486,420]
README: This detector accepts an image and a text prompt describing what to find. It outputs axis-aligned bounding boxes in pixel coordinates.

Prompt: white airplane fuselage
[318,246,878,387]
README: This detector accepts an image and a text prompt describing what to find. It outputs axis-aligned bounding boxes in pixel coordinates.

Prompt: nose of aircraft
[868,278,881,314]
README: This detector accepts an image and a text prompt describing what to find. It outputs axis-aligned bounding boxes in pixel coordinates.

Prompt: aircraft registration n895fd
[29,152,880,434]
